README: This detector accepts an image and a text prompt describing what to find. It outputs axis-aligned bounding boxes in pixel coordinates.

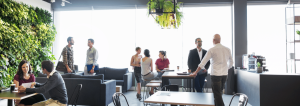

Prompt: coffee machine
[243,53,268,71]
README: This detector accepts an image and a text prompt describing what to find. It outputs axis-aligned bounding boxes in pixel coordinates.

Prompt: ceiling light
[51,0,55,3]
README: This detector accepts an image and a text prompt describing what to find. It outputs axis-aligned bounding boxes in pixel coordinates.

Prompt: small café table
[0,90,37,106]
[144,91,215,106]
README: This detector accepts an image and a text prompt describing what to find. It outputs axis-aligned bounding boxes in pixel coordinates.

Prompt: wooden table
[144,91,215,106]
[162,72,195,92]
[0,91,37,106]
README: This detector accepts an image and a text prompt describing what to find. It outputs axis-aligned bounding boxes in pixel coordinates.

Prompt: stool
[144,83,161,106]
[149,80,162,83]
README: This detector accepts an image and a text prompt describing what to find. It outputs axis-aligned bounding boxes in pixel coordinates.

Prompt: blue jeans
[155,71,170,87]
[194,74,206,92]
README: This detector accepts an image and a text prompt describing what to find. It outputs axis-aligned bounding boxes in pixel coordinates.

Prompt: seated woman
[13,60,45,106]
[141,49,157,95]
[155,51,170,86]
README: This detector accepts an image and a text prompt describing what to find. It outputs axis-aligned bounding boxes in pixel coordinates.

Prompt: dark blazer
[188,48,211,77]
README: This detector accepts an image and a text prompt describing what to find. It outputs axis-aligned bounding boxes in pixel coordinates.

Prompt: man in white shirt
[190,34,233,106]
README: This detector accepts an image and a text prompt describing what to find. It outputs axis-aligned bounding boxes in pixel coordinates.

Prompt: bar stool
[143,83,161,105]
[149,80,162,83]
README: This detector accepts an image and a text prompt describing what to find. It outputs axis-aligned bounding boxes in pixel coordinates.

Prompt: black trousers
[19,93,46,105]
[211,76,227,106]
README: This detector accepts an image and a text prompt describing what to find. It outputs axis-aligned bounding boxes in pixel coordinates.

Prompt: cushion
[95,67,106,75]
[104,80,124,86]
[61,73,72,78]
[70,74,104,81]
[38,72,47,77]
[104,67,128,80]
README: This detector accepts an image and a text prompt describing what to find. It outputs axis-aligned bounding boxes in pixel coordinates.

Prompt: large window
[53,6,232,72]
[247,5,286,73]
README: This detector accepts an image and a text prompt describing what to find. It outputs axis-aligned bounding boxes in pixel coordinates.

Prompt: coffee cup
[10,84,16,92]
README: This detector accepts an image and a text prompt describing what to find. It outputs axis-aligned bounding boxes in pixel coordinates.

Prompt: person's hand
[90,69,94,74]
[203,69,207,73]
[189,72,197,78]
[67,68,72,73]
[18,86,26,93]
[31,82,36,88]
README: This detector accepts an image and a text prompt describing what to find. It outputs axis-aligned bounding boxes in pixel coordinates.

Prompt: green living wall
[0,0,56,88]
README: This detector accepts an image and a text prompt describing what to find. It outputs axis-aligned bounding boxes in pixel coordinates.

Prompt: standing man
[84,38,98,75]
[62,37,74,73]
[190,34,233,106]
[18,60,68,106]
[188,38,210,92]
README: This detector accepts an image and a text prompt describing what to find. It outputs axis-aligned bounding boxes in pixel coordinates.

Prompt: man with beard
[62,37,75,73]
[188,38,210,92]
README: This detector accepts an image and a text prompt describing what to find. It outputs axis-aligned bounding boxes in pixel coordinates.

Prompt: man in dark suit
[188,38,210,92]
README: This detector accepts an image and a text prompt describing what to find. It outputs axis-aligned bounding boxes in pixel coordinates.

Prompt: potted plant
[297,30,300,36]
[257,62,263,73]
[147,0,183,28]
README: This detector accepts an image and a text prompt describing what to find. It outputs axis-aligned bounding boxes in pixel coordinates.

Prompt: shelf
[288,40,300,43]
[287,16,300,25]
[287,59,300,61]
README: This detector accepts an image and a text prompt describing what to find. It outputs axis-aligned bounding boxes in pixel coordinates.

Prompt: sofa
[78,67,132,92]
[36,73,116,106]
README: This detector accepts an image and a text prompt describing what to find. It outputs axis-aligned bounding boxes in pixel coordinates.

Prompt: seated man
[18,60,68,106]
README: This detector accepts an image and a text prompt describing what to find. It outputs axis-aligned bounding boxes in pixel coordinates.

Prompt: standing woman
[130,47,142,100]
[13,60,45,106]
[155,51,170,86]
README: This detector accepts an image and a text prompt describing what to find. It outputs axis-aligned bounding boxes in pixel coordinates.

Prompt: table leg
[8,99,13,106]
[187,79,190,92]
[192,79,194,92]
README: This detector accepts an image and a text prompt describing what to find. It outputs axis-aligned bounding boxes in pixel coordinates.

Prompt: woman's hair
[144,49,150,57]
[136,47,141,51]
[159,51,167,58]
[17,60,32,80]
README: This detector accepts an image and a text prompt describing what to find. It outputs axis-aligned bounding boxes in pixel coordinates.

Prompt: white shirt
[197,48,203,61]
[86,47,98,65]
[198,43,233,76]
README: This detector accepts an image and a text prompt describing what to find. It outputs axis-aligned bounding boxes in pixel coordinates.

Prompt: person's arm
[150,59,153,72]
[204,51,211,70]
[195,49,212,74]
[31,75,36,88]
[13,80,19,88]
[228,49,234,69]
[156,65,161,72]
[25,76,58,93]
[90,49,99,73]
[13,75,19,88]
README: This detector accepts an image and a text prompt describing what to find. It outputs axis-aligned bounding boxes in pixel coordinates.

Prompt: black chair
[68,84,82,106]
[161,85,187,92]
[112,93,129,106]
[229,93,248,106]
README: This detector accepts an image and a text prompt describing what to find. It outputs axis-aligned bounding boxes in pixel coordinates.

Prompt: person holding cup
[13,60,46,106]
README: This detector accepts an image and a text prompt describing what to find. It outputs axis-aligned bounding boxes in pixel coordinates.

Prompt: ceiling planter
[147,0,183,29]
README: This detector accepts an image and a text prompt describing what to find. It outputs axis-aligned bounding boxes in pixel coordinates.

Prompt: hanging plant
[147,0,183,29]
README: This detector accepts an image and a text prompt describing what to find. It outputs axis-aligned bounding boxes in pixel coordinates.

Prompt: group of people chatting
[11,34,232,106]
[131,34,233,106]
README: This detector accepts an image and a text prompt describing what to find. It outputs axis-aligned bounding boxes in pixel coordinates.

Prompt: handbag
[55,49,68,72]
